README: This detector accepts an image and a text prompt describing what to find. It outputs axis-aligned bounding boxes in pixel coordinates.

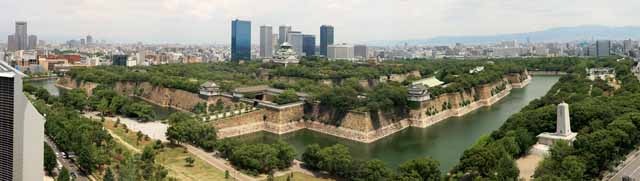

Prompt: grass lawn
[271,172,335,181]
[156,145,232,181]
[98,117,232,180]
[103,118,153,150]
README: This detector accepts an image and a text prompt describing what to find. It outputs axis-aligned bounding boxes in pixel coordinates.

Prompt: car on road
[623,176,636,181]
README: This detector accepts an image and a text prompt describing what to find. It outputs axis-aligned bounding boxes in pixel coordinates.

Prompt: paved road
[609,150,640,181]
[45,136,90,181]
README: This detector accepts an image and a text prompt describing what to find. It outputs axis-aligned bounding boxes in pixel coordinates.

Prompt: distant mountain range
[368,25,640,46]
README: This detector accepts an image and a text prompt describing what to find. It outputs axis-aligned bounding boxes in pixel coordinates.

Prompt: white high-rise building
[327,44,355,61]
[278,25,291,45]
[260,25,274,58]
[0,60,44,181]
[288,32,304,56]
[15,22,28,51]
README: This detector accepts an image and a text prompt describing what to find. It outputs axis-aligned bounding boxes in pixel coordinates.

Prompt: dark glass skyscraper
[303,35,316,57]
[232,19,252,62]
[320,25,334,57]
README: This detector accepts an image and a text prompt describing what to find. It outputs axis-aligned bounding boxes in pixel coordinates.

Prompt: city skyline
[2,0,640,44]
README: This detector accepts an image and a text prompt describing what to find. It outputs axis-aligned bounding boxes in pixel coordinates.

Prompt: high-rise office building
[15,22,28,50]
[27,35,37,50]
[596,40,611,57]
[80,38,86,46]
[354,45,368,59]
[112,54,129,66]
[86,35,93,45]
[278,25,292,45]
[623,39,635,55]
[260,25,274,58]
[320,25,334,57]
[302,35,316,57]
[231,19,251,62]
[0,60,45,181]
[327,44,354,60]
[288,32,303,56]
[7,35,16,51]
[272,34,279,51]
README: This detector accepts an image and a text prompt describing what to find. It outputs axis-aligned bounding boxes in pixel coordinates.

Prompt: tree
[301,144,323,170]
[397,157,441,181]
[229,144,279,174]
[136,131,144,145]
[57,167,70,181]
[103,167,115,181]
[44,144,57,176]
[185,157,195,167]
[115,118,120,128]
[192,102,207,114]
[273,140,296,169]
[62,89,88,111]
[118,155,137,181]
[97,98,110,116]
[318,144,352,177]
[274,89,299,105]
[361,159,393,180]
[141,146,156,164]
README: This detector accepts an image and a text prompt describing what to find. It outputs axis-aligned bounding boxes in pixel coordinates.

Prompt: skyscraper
[260,25,274,58]
[112,54,129,66]
[354,45,368,59]
[288,32,303,56]
[320,25,334,57]
[28,35,37,50]
[0,60,45,181]
[596,40,611,57]
[86,35,93,45]
[623,39,635,55]
[15,22,28,50]
[231,19,251,62]
[278,25,291,45]
[7,35,16,51]
[302,35,316,57]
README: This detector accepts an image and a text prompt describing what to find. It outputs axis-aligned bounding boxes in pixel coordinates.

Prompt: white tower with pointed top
[556,102,572,136]
[534,102,578,155]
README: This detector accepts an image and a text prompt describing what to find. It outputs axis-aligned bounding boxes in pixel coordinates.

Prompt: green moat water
[232,76,560,172]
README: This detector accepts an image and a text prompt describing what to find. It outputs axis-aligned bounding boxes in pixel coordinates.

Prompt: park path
[181,144,257,181]
[83,114,142,153]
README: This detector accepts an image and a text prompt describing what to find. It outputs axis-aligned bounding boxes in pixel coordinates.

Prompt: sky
[1,0,639,44]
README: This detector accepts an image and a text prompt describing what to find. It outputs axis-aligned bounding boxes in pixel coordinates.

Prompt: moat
[32,76,559,172]
[231,76,560,172]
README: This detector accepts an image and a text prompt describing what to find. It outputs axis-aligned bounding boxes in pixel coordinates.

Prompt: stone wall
[214,109,266,129]
[339,111,374,132]
[56,77,99,95]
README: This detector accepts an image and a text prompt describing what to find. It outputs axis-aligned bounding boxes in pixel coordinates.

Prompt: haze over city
[2,0,640,44]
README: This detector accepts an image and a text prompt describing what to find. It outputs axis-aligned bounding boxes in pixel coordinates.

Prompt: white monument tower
[533,102,578,155]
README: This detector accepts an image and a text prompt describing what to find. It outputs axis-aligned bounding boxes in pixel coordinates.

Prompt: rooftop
[0,60,25,78]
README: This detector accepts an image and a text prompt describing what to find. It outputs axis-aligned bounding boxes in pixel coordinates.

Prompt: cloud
[1,0,639,44]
